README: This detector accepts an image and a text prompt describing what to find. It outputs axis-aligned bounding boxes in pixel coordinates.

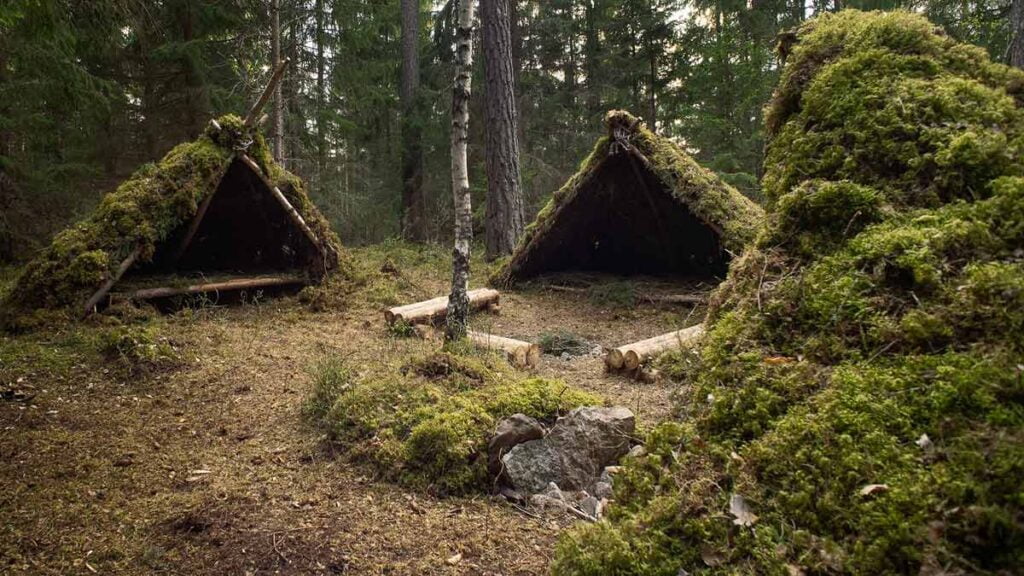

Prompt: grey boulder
[488,413,545,477]
[502,406,635,494]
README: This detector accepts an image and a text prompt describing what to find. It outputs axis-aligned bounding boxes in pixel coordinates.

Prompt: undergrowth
[587,281,637,308]
[555,10,1024,576]
[538,330,593,357]
[306,345,601,496]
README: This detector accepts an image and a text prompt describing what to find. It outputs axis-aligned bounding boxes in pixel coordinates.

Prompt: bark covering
[446,0,476,341]
[400,0,426,242]
[482,0,525,260]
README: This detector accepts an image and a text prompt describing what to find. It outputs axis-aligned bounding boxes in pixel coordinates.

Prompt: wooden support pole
[607,323,705,371]
[385,288,500,325]
[236,153,324,255]
[467,331,540,368]
[125,275,305,301]
[81,246,142,317]
[245,58,291,128]
[170,188,218,265]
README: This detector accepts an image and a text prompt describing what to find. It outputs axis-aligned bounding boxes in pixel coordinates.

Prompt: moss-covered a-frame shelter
[493,111,763,286]
[1,114,341,324]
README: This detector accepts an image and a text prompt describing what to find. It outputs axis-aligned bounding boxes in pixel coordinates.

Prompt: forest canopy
[0,0,1017,261]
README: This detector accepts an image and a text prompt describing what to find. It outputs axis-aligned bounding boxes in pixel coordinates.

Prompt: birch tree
[446,0,476,342]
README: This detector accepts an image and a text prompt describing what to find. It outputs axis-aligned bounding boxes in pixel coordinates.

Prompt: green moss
[763,11,1024,208]
[556,11,1024,575]
[2,114,345,328]
[99,323,179,376]
[308,350,601,496]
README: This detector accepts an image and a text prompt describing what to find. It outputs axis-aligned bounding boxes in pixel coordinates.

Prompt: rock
[488,413,545,478]
[543,482,565,501]
[560,352,570,361]
[627,444,647,459]
[592,481,613,500]
[502,406,636,494]
[529,493,569,513]
[579,495,603,519]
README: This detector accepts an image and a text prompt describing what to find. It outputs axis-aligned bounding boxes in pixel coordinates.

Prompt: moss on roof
[554,11,1024,575]
[492,110,763,286]
[1,114,342,328]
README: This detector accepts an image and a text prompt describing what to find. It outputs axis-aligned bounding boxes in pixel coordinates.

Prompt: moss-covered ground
[0,241,707,574]
[553,10,1024,575]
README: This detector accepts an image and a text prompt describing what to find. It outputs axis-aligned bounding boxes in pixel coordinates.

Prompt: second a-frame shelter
[493,111,762,286]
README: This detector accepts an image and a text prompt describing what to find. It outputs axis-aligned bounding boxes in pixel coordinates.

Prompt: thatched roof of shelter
[2,114,341,325]
[493,110,763,286]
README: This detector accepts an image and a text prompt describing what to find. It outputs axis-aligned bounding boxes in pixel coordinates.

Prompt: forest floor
[0,243,709,575]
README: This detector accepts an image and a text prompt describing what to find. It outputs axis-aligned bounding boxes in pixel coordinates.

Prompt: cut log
[81,246,142,317]
[384,288,499,325]
[606,323,705,371]
[126,275,305,300]
[468,331,539,368]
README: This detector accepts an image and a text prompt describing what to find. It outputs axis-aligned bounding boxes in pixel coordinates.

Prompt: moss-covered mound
[554,11,1024,575]
[1,114,342,327]
[492,110,763,286]
[306,347,601,496]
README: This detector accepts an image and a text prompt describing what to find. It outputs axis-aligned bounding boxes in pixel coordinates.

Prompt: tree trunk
[1012,0,1024,69]
[446,0,477,342]
[647,48,657,132]
[315,0,326,182]
[271,0,285,166]
[482,0,525,260]
[584,0,602,116]
[400,0,426,242]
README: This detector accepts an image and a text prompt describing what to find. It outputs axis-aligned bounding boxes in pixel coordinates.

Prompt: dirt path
[0,250,707,575]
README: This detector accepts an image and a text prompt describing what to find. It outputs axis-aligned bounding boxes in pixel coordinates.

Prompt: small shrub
[308,348,602,495]
[305,354,354,422]
[537,330,592,357]
[588,281,636,308]
[99,323,178,376]
[386,319,415,338]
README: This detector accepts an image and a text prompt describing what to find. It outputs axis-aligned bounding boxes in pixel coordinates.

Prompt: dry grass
[0,243,710,574]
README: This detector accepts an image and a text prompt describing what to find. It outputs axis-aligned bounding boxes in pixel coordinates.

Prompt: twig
[510,502,543,520]
[756,253,770,313]
[272,534,289,565]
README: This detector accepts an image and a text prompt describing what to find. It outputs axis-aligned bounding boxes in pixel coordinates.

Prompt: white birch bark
[446,0,477,341]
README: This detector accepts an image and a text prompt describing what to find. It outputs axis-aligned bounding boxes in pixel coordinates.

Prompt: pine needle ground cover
[555,11,1024,575]
[0,115,343,329]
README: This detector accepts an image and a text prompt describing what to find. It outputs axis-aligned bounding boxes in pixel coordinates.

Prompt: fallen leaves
[729,494,758,527]
[858,484,889,497]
